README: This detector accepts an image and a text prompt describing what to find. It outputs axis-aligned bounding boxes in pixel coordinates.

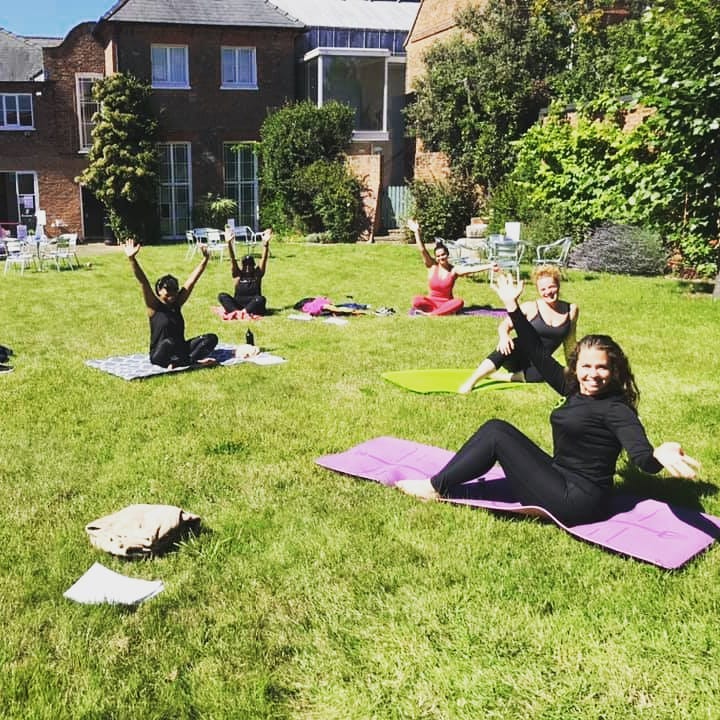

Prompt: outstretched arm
[124,239,158,314]
[562,304,579,363]
[178,244,210,306]
[225,228,240,277]
[407,219,434,269]
[454,261,495,277]
[257,229,272,274]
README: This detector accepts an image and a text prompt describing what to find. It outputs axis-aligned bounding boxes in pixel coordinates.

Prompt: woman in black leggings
[125,239,218,368]
[397,275,699,525]
[218,229,271,315]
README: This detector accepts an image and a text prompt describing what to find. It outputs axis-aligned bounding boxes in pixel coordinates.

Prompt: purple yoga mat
[315,436,720,569]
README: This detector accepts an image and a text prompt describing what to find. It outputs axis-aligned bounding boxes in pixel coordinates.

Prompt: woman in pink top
[408,219,494,315]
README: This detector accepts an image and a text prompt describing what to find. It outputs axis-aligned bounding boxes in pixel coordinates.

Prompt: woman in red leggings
[408,219,493,316]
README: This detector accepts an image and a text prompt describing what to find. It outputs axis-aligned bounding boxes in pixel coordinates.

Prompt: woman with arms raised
[218,228,272,316]
[408,219,494,316]
[125,239,218,368]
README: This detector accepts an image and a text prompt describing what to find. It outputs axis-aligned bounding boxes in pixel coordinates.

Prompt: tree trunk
[713,270,720,300]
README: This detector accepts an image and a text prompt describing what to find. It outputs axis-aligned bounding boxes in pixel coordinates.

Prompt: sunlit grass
[1,242,719,719]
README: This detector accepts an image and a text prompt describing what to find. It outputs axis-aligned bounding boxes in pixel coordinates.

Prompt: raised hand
[406,218,419,234]
[124,238,141,258]
[492,273,524,311]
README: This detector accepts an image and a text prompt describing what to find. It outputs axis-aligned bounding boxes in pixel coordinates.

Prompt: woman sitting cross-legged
[397,274,700,526]
[125,239,218,368]
[459,265,578,393]
[218,228,272,316]
[408,219,495,316]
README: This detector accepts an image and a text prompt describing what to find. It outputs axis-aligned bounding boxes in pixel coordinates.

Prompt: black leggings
[218,292,267,315]
[430,419,610,525]
[486,347,543,382]
[150,333,218,368]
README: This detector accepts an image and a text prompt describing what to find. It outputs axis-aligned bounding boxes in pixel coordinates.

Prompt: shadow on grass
[673,279,715,295]
[617,465,718,510]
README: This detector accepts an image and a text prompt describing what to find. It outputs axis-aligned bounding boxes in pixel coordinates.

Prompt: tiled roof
[268,0,419,31]
[101,0,305,28]
[0,28,45,81]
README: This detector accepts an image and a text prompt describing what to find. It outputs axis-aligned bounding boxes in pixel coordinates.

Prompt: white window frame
[220,47,258,90]
[303,47,391,142]
[151,45,190,89]
[75,73,103,152]
[223,142,259,230]
[0,93,34,130]
[158,142,192,238]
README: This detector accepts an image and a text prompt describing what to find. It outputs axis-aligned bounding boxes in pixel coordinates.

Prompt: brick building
[0,0,420,241]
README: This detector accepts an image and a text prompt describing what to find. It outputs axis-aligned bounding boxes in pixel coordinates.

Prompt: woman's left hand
[199,243,210,259]
[653,442,701,479]
[492,273,524,311]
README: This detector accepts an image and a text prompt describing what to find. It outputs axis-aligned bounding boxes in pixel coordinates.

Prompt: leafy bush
[260,101,363,240]
[408,177,477,241]
[299,161,368,243]
[569,222,667,276]
[192,193,238,229]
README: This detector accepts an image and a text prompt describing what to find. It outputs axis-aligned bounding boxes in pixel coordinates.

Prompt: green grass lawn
[1,241,719,719]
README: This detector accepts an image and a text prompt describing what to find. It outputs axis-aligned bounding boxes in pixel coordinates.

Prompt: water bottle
[245,328,254,346]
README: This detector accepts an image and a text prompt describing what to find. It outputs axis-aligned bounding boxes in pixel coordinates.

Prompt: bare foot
[458,381,475,394]
[194,357,218,367]
[395,479,440,501]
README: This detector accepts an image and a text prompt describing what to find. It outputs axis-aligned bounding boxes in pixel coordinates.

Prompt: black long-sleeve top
[509,307,663,490]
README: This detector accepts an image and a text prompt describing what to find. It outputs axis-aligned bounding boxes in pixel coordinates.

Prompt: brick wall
[103,23,299,192]
[405,0,484,93]
[346,152,382,242]
[0,23,104,236]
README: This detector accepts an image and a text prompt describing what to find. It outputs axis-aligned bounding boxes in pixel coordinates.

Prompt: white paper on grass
[287,313,314,321]
[64,562,164,605]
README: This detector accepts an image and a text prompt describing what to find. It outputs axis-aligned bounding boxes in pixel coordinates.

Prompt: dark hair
[434,240,449,256]
[565,334,639,409]
[155,274,179,294]
[241,255,255,266]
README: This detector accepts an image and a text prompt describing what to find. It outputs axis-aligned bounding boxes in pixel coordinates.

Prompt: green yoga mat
[381,369,527,394]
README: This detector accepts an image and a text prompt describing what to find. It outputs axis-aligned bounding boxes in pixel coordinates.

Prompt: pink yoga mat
[316,436,720,569]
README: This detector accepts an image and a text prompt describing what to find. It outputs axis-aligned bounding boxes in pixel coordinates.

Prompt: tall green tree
[405,0,572,188]
[78,73,159,242]
[505,0,720,275]
[260,101,366,242]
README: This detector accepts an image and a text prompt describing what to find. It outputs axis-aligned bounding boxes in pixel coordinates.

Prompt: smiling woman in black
[397,275,700,525]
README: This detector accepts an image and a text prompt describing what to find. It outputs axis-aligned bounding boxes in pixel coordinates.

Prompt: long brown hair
[564,334,640,409]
